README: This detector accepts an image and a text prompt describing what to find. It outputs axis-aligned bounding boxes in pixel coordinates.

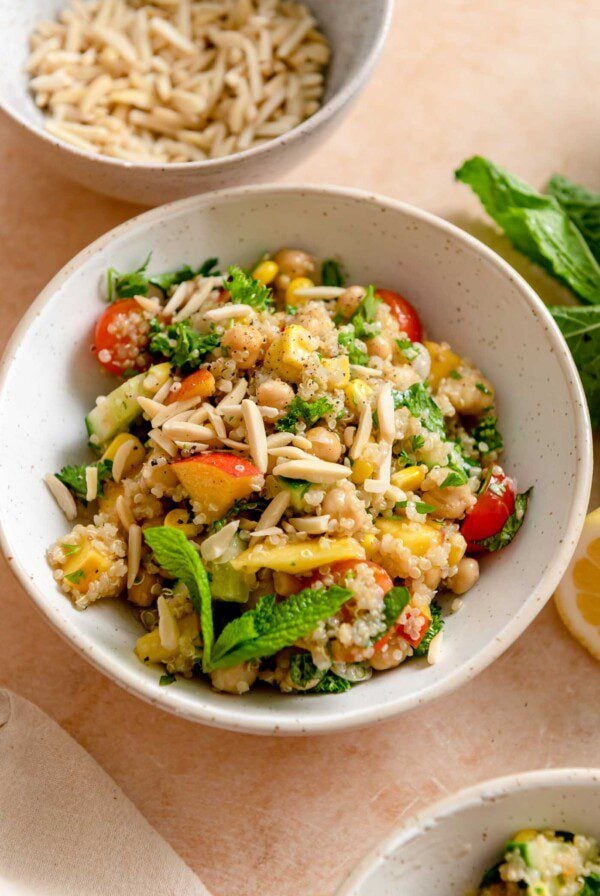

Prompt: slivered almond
[206,407,226,439]
[149,428,177,456]
[204,303,255,321]
[216,378,247,409]
[255,490,290,531]
[127,524,142,590]
[378,383,395,442]
[350,402,372,460]
[174,277,216,322]
[153,377,174,405]
[162,421,215,442]
[116,494,135,531]
[242,398,268,473]
[138,396,165,419]
[266,432,294,448]
[152,395,204,427]
[249,526,284,539]
[272,458,350,484]
[157,594,179,651]
[267,446,312,460]
[85,465,98,502]
[44,474,77,520]
[134,295,162,314]
[290,515,330,534]
[220,438,250,450]
[112,438,137,483]
[292,435,313,451]
[163,279,194,315]
[200,520,239,561]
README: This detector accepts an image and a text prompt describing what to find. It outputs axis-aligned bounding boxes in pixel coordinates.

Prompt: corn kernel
[322,355,350,387]
[391,465,426,491]
[345,379,373,409]
[285,276,314,306]
[351,458,374,484]
[164,508,200,538]
[252,260,279,286]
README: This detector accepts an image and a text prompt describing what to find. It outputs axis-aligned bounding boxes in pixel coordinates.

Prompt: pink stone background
[1,2,599,894]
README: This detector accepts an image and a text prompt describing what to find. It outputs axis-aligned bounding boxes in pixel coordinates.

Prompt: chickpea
[423,567,442,590]
[335,285,366,319]
[370,633,409,670]
[256,379,295,410]
[367,334,392,360]
[273,571,302,596]
[305,426,342,462]
[322,480,367,536]
[221,325,267,370]
[421,482,475,520]
[127,570,160,607]
[273,247,315,280]
[210,661,259,694]
[447,558,480,595]
[437,367,495,416]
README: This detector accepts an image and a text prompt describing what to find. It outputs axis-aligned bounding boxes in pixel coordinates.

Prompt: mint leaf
[472,414,504,453]
[149,318,220,372]
[210,584,352,670]
[393,383,445,436]
[143,527,213,672]
[275,396,334,433]
[376,586,410,642]
[413,602,443,656]
[455,156,600,303]
[471,487,533,552]
[549,305,600,428]
[226,265,273,310]
[313,672,352,694]
[321,259,345,287]
[547,175,600,263]
[56,459,113,501]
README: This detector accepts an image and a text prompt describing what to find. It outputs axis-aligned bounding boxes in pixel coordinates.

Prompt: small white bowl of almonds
[0,0,392,205]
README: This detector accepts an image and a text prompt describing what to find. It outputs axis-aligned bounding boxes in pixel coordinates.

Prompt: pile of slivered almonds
[27,0,330,163]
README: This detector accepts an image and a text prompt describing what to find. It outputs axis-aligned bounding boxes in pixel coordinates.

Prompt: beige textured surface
[0,3,598,895]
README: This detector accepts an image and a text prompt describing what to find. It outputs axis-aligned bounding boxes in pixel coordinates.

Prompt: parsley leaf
[348,285,381,340]
[275,396,334,433]
[313,672,352,694]
[440,468,468,488]
[338,329,369,365]
[226,265,273,310]
[472,415,504,453]
[149,258,219,293]
[107,254,220,301]
[321,259,345,287]
[455,156,600,303]
[56,459,113,501]
[289,653,325,688]
[210,584,352,670]
[396,338,418,361]
[148,318,221,372]
[547,175,600,264]
[581,873,600,895]
[159,673,176,686]
[393,383,445,436]
[548,305,600,428]
[471,487,533,552]
[143,527,213,672]
[413,602,443,657]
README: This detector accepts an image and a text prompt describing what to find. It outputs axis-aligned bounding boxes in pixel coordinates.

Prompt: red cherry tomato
[461,467,516,553]
[376,289,423,343]
[94,299,151,376]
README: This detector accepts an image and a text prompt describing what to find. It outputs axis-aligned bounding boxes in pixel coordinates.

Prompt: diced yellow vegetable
[62,537,113,593]
[97,481,124,522]
[361,533,378,558]
[345,379,373,409]
[322,355,350,387]
[164,508,200,538]
[375,519,443,556]
[285,276,314,306]
[424,341,462,389]
[264,324,315,383]
[101,433,145,476]
[447,532,467,566]
[512,830,538,843]
[134,614,199,664]
[231,536,365,574]
[391,465,426,491]
[351,457,374,484]
[252,260,279,286]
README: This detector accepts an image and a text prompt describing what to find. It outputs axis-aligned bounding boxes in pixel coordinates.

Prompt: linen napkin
[0,688,210,896]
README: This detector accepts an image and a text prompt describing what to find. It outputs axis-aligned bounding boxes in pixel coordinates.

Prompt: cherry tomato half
[94,299,151,376]
[461,467,516,553]
[376,288,423,343]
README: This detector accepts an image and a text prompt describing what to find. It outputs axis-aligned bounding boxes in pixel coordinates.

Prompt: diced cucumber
[85,363,170,451]
[209,561,250,602]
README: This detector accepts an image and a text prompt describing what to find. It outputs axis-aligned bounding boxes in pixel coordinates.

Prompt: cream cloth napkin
[0,689,210,896]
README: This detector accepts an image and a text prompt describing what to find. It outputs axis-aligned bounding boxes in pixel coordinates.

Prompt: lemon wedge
[554,507,600,660]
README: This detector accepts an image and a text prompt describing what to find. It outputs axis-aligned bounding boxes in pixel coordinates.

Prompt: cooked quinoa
[475,829,600,896]
[45,247,531,695]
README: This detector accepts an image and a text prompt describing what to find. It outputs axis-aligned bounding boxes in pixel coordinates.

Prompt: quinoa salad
[44,247,531,695]
[474,829,600,896]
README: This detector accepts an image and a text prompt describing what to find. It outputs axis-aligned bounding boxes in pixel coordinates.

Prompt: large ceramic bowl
[0,0,392,205]
[0,185,592,735]
[336,768,600,895]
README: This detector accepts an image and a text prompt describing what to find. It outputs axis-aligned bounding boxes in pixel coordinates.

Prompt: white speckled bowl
[336,768,600,895]
[0,185,592,734]
[0,0,392,205]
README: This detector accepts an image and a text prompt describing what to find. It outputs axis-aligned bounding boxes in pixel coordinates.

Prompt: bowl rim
[335,767,600,895]
[0,183,593,735]
[0,0,394,173]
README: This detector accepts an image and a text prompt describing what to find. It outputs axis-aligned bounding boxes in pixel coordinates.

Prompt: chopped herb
[472,487,533,552]
[455,156,600,303]
[581,873,600,895]
[148,317,221,372]
[449,369,462,380]
[475,382,491,395]
[548,305,600,428]
[396,337,418,361]
[289,653,325,688]
[64,569,85,585]
[348,285,381,340]
[61,542,82,557]
[56,459,113,501]
[411,435,425,451]
[472,415,504,454]
[275,395,334,433]
[312,672,352,694]
[226,265,273,310]
[210,584,352,670]
[143,527,212,672]
[321,259,345,287]
[338,329,369,365]
[285,303,299,315]
[107,254,220,302]
[149,257,219,293]
[440,468,468,488]
[378,586,410,642]
[159,673,176,686]
[393,383,445,436]
[415,501,436,514]
[413,602,443,657]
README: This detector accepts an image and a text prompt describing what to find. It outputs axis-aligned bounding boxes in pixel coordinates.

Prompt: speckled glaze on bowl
[0,0,393,205]
[0,185,592,735]
[336,768,600,895]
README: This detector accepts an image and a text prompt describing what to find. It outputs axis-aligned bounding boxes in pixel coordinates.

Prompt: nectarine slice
[171,452,262,521]
[166,368,215,405]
